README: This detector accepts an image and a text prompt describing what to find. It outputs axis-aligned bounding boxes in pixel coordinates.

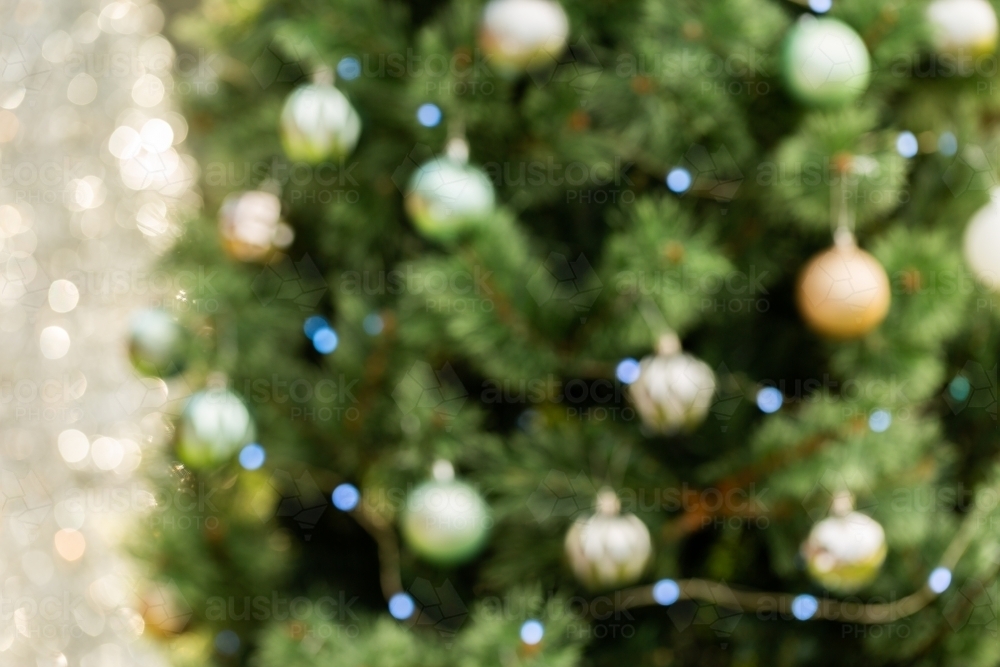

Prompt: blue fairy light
[363,313,384,335]
[616,358,641,384]
[928,567,952,594]
[238,443,265,470]
[520,619,544,645]
[869,409,891,433]
[949,376,970,401]
[896,131,918,158]
[304,315,329,339]
[313,327,339,354]
[337,56,361,81]
[388,592,415,619]
[938,131,958,157]
[756,386,783,414]
[332,483,360,511]
[417,103,442,128]
[652,579,680,606]
[791,594,818,620]
[666,167,692,193]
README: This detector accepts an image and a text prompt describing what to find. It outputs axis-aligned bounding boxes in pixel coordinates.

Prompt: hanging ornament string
[313,63,335,87]
[446,117,469,164]
[831,154,858,248]
[637,296,674,344]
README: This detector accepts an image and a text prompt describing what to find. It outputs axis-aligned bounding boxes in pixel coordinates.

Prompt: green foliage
[140,0,1000,664]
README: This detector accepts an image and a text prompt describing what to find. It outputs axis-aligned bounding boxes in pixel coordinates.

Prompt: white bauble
[218,190,285,262]
[802,511,886,593]
[565,489,652,590]
[401,479,491,566]
[927,0,998,56]
[177,389,256,469]
[405,157,495,241]
[629,336,716,435]
[479,0,569,73]
[782,17,871,106]
[280,83,361,163]
[964,198,1000,289]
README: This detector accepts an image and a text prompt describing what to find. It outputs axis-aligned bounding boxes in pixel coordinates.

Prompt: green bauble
[128,308,186,377]
[801,511,886,593]
[782,17,871,106]
[177,389,255,469]
[401,479,491,566]
[280,83,361,163]
[404,158,495,241]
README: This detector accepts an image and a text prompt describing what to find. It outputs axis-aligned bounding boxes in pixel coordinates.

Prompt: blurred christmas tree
[130,0,1000,664]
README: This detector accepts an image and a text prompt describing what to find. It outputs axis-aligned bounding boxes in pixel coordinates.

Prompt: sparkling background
[0,0,196,664]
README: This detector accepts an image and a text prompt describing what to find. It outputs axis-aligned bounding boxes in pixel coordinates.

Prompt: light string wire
[832,157,858,246]
[341,474,995,625]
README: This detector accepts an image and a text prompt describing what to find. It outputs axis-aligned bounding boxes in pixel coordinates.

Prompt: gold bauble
[801,496,887,594]
[138,581,192,637]
[218,190,292,262]
[478,0,569,73]
[926,0,998,58]
[796,241,890,339]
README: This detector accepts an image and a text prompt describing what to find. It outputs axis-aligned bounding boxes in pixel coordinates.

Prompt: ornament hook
[830,152,859,246]
[445,118,469,164]
[312,65,335,86]
[595,487,621,515]
[638,296,679,352]
[830,490,854,516]
[432,459,455,482]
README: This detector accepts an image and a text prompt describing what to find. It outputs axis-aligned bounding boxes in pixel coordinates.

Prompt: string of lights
[328,475,992,631]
